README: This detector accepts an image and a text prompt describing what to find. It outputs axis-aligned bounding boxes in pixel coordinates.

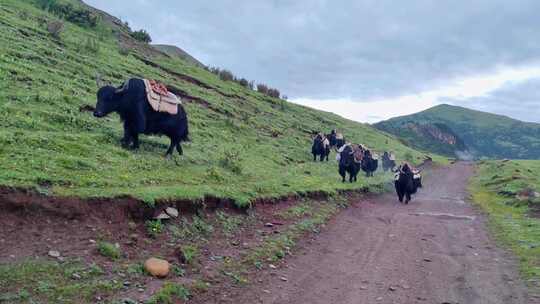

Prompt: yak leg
[396,188,404,203]
[131,133,140,150]
[313,154,317,162]
[121,122,133,148]
[339,166,346,183]
[176,142,183,156]
[165,138,176,156]
[405,192,411,204]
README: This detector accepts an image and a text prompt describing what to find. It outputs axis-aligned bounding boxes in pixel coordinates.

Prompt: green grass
[215,211,243,237]
[0,0,438,207]
[245,198,345,267]
[145,219,165,237]
[146,282,191,304]
[470,160,540,286]
[96,241,121,260]
[375,104,540,159]
[180,245,199,265]
[0,260,122,303]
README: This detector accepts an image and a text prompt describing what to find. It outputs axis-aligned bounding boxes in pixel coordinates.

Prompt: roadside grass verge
[219,196,350,285]
[0,260,121,304]
[470,160,540,289]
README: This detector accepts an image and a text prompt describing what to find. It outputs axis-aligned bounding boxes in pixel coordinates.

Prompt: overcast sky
[86,0,540,123]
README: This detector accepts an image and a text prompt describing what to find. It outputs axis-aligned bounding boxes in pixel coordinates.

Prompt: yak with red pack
[93,78,189,156]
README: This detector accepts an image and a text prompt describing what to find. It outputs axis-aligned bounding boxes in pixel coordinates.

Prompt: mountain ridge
[374,104,540,159]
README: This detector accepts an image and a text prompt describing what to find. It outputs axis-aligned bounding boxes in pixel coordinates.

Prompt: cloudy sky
[86,0,540,123]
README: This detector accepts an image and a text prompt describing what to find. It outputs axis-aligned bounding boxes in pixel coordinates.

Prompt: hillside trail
[226,162,536,304]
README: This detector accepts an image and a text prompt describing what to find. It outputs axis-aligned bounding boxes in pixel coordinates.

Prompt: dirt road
[229,162,535,304]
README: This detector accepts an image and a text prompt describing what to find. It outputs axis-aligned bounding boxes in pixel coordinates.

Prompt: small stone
[265,223,274,228]
[123,281,131,287]
[389,286,397,291]
[71,273,81,280]
[376,297,383,301]
[48,250,60,258]
[359,285,368,290]
[269,264,277,269]
[401,284,411,290]
[9,255,15,259]
[280,277,288,282]
[263,289,271,294]
[155,212,171,220]
[89,239,96,244]
[144,258,170,278]
[138,288,145,293]
[128,221,137,230]
[122,298,137,304]
[423,258,432,262]
[165,207,179,218]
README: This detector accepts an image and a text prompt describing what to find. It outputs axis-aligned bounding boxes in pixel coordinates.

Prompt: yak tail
[182,123,191,142]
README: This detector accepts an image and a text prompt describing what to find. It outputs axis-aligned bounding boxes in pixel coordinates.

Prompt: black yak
[338,144,362,183]
[394,163,422,204]
[94,78,189,156]
[361,149,378,177]
[312,133,330,161]
[381,151,396,172]
[327,130,346,150]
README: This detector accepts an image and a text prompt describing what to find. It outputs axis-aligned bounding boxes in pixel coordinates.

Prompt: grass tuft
[97,241,121,260]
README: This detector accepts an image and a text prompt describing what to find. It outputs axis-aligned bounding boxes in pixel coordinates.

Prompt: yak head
[94,85,123,118]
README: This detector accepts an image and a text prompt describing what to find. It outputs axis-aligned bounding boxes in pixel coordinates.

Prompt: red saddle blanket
[148,79,169,96]
[143,79,182,115]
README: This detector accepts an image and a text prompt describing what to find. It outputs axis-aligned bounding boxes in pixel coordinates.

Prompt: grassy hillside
[152,44,205,68]
[0,0,437,207]
[470,160,540,285]
[374,104,540,159]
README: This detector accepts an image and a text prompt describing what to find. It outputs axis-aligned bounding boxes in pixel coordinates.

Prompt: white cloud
[292,64,540,123]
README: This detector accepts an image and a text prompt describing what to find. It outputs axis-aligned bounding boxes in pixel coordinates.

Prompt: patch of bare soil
[0,184,363,303]
[198,163,538,304]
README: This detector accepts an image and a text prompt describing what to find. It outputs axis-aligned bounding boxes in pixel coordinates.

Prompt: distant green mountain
[374,104,540,159]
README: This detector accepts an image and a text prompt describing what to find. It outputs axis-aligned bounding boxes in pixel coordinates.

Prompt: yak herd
[93,78,422,204]
[312,131,423,204]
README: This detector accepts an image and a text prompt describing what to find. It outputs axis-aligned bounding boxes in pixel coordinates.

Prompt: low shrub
[97,241,121,260]
[130,29,152,43]
[46,20,64,39]
[146,219,164,237]
[39,1,98,28]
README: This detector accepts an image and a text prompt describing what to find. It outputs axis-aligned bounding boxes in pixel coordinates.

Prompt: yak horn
[114,80,128,94]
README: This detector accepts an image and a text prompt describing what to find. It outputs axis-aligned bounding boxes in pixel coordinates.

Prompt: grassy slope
[0,0,441,207]
[374,104,540,159]
[152,44,205,68]
[470,160,540,285]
